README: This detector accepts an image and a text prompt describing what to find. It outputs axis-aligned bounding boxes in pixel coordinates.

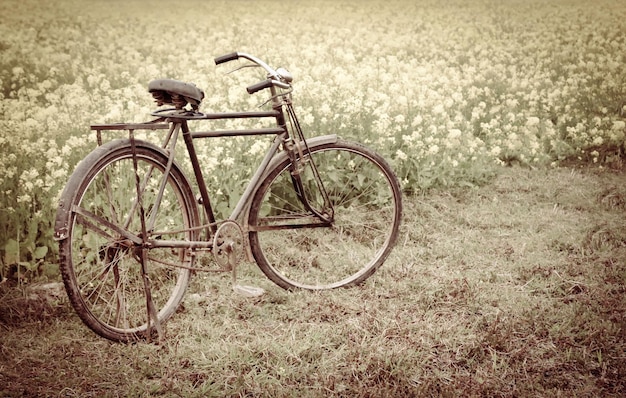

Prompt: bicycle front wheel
[248,140,402,290]
[56,139,198,342]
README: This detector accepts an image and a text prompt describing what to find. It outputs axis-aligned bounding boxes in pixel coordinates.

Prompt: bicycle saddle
[148,79,204,110]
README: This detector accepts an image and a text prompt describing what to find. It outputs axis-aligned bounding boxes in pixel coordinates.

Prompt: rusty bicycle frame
[53,52,403,342]
[79,84,336,340]
[87,84,335,265]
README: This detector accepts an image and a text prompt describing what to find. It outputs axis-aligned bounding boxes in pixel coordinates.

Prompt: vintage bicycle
[54,52,403,342]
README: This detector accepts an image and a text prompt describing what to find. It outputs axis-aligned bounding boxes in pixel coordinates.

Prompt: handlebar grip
[246,79,274,94]
[214,52,239,65]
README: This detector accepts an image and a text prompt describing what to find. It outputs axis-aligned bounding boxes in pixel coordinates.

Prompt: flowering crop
[1,0,625,279]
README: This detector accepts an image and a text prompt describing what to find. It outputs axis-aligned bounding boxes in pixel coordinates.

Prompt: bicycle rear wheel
[248,140,402,290]
[56,139,198,342]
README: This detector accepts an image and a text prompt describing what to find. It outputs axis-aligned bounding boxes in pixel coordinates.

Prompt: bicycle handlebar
[214,52,291,94]
[214,52,239,65]
[246,79,275,95]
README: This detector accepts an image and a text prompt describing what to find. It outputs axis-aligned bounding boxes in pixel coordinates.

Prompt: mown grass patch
[1,165,624,397]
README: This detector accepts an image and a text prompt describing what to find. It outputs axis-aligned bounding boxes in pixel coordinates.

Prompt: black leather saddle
[148,79,204,110]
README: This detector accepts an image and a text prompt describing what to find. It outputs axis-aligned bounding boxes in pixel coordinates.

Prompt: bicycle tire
[248,140,402,290]
[56,139,199,342]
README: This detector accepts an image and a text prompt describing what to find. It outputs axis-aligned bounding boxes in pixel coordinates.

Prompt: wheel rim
[249,143,401,290]
[65,150,193,339]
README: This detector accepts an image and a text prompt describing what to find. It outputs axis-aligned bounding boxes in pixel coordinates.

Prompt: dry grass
[1,165,625,397]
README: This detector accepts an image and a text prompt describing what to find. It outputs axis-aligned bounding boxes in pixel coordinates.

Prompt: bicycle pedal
[233,284,265,298]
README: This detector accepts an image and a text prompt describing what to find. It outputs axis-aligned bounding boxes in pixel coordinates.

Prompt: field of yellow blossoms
[1,0,625,277]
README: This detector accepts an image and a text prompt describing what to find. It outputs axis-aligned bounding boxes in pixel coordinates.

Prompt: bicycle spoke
[73,206,142,245]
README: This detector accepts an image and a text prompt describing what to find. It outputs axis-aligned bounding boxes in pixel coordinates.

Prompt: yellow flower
[395,149,408,161]
[612,120,625,131]
[526,117,540,127]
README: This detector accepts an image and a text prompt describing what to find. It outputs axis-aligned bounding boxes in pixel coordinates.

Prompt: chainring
[213,220,244,269]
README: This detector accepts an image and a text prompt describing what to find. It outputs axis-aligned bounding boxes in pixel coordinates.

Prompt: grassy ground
[1,164,625,397]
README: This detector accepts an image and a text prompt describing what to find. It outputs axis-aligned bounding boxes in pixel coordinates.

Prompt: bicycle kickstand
[230,248,265,298]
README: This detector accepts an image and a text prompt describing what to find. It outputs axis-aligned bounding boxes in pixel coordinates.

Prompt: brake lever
[225,63,260,75]
[257,86,293,108]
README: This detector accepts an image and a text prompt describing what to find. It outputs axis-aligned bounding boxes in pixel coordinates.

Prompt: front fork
[282,102,334,223]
